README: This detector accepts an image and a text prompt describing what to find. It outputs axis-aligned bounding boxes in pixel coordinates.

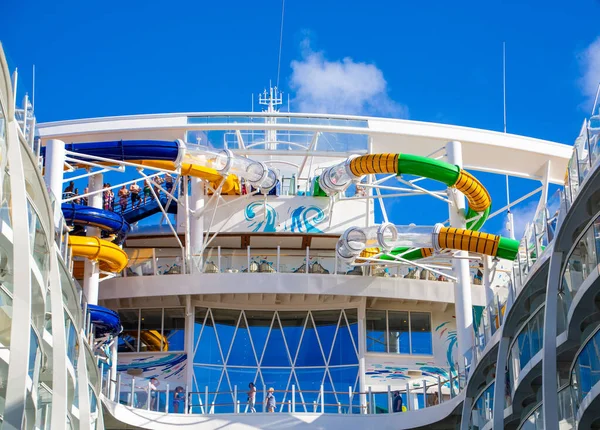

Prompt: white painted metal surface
[37,112,572,183]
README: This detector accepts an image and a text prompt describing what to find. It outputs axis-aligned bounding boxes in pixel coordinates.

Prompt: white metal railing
[122,243,493,286]
[509,188,563,299]
[99,368,465,416]
[563,102,600,209]
[474,285,510,361]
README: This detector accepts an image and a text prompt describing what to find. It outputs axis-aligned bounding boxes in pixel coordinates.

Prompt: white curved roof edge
[37,112,573,184]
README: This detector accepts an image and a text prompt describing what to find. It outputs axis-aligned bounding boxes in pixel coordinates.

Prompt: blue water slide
[62,203,130,236]
[123,196,178,224]
[59,140,181,162]
[88,304,121,337]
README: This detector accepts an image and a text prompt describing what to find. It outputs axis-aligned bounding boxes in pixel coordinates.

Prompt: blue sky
[2,0,599,235]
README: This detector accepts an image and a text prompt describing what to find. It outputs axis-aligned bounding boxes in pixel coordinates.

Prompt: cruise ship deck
[1,39,600,430]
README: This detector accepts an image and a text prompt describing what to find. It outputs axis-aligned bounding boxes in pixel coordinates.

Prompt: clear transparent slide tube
[319,159,355,194]
[337,224,435,262]
[384,225,434,249]
[184,147,277,190]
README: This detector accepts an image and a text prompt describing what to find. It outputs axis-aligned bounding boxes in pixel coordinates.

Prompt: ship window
[410,312,432,355]
[388,311,410,354]
[118,309,140,353]
[366,310,433,355]
[190,308,359,412]
[140,309,164,352]
[366,310,387,353]
[118,307,187,353]
[163,308,186,352]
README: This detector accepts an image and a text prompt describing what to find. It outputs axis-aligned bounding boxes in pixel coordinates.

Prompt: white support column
[492,337,510,429]
[48,251,69,430]
[366,136,374,227]
[183,176,191,269]
[446,141,474,367]
[357,298,367,410]
[459,396,474,430]
[3,122,33,430]
[483,256,494,307]
[84,172,102,305]
[109,338,118,400]
[542,251,563,430]
[185,295,195,396]
[77,340,92,430]
[190,178,204,273]
[43,139,66,224]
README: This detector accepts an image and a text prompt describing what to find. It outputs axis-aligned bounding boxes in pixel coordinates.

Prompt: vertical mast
[503,41,507,134]
[258,83,283,150]
[503,42,515,239]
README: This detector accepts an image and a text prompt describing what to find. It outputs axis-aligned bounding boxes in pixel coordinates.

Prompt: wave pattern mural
[286,205,325,233]
[244,202,277,232]
[244,202,327,233]
[435,321,458,373]
[117,353,186,383]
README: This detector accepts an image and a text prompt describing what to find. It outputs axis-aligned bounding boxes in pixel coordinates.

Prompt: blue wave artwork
[244,202,276,232]
[117,354,187,381]
[286,206,325,233]
[435,321,457,373]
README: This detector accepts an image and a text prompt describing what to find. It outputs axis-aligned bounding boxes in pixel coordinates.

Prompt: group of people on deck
[63,173,176,214]
[135,379,437,414]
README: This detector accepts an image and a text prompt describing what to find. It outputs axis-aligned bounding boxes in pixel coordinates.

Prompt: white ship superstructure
[1,38,600,430]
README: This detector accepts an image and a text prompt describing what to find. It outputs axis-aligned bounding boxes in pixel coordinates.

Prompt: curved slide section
[140,330,168,352]
[62,140,239,194]
[62,203,130,236]
[324,154,519,262]
[377,226,519,262]
[69,235,128,273]
[88,304,121,337]
[339,153,491,230]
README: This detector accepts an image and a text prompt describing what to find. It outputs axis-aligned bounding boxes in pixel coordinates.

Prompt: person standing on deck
[265,387,276,412]
[247,382,257,413]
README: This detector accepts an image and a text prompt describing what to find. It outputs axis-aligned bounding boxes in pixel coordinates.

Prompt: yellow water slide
[68,236,128,273]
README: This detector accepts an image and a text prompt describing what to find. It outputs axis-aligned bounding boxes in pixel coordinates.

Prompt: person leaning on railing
[173,386,185,413]
[392,391,403,412]
[143,179,152,204]
[148,378,159,410]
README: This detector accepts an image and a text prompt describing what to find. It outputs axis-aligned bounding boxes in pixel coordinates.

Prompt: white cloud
[289,40,406,117]
[580,36,600,103]
[502,201,538,239]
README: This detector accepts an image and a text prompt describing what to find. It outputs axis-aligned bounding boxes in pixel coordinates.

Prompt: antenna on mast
[32,65,35,110]
[258,82,283,113]
[503,41,507,134]
[276,0,286,88]
[502,41,515,239]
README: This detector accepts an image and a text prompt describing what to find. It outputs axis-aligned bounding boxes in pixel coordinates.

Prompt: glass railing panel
[110,370,457,415]
[0,281,12,351]
[571,327,600,408]
[562,216,600,308]
[557,386,576,429]
[469,382,494,429]
[508,307,545,392]
[590,129,600,166]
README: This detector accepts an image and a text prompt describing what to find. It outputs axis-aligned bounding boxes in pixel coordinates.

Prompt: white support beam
[446,140,473,367]
[83,171,102,305]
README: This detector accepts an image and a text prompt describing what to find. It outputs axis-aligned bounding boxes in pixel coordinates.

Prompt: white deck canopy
[38,112,572,184]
